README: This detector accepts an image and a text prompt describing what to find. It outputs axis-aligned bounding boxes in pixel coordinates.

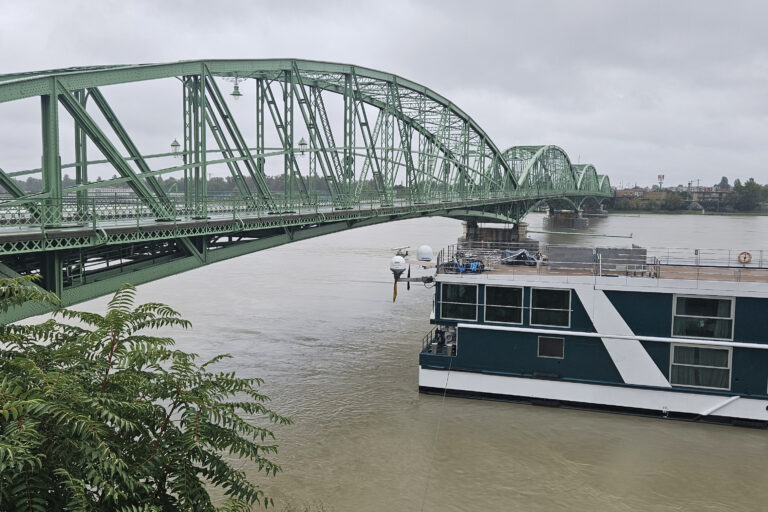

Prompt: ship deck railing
[436,241,768,284]
[421,327,456,356]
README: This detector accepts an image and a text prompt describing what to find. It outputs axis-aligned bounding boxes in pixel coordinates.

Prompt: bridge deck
[0,196,493,255]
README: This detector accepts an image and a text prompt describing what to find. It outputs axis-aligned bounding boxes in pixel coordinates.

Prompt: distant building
[643,191,668,201]
[614,189,643,198]
[692,188,729,202]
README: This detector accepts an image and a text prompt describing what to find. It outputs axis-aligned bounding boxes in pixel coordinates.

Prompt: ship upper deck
[435,242,768,286]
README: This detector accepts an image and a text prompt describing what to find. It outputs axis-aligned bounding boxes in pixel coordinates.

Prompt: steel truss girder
[290,65,343,199]
[56,82,168,218]
[259,76,310,205]
[0,59,614,323]
[0,213,423,323]
[309,86,344,194]
[87,87,170,207]
[0,166,26,198]
[202,70,274,208]
[351,70,386,198]
[190,77,248,202]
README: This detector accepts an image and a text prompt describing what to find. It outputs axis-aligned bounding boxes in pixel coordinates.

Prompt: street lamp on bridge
[170,138,180,157]
[230,76,243,101]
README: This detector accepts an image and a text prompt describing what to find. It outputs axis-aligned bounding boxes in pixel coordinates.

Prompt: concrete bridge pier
[547,209,589,229]
[460,220,539,251]
[582,204,606,215]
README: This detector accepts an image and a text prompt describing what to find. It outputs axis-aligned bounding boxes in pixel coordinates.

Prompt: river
[68,213,768,511]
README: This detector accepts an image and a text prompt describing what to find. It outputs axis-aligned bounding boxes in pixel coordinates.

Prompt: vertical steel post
[255,77,265,198]
[42,252,63,297]
[343,73,354,206]
[383,106,393,203]
[183,77,193,210]
[283,69,294,211]
[480,136,487,197]
[443,119,452,200]
[41,78,62,226]
[460,121,470,199]
[199,66,207,217]
[309,86,317,202]
[193,78,200,214]
[74,89,88,216]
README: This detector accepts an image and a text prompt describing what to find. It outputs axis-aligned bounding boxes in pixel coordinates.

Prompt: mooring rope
[420,351,453,511]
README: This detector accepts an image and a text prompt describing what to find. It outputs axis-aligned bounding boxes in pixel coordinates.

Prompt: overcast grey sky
[1,0,767,187]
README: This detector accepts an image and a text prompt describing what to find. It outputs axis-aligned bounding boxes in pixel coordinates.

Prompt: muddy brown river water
[64,213,768,511]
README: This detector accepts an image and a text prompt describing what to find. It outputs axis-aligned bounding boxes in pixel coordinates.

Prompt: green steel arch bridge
[0,59,611,321]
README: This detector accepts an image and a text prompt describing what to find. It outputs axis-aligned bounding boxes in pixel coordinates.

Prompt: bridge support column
[41,252,63,298]
[41,79,62,227]
[461,221,535,248]
[582,204,606,215]
[547,208,589,229]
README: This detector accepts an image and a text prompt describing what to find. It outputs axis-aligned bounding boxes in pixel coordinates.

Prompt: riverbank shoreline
[607,209,768,216]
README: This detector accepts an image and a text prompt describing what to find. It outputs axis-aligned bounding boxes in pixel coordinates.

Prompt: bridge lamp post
[230,77,243,101]
[298,137,308,156]
[170,138,180,157]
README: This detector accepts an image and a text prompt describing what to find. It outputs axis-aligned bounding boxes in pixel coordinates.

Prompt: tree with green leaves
[729,178,764,211]
[662,192,684,210]
[0,279,289,511]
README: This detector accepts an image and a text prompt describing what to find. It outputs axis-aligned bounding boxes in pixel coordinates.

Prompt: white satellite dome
[390,255,407,273]
[417,245,433,261]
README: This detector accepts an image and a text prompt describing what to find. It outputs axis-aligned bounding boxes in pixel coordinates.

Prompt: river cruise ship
[419,242,768,427]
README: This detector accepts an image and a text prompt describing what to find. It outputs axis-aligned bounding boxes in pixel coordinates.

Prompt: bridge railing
[0,187,611,232]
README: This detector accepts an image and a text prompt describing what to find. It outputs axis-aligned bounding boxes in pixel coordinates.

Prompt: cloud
[1,0,766,186]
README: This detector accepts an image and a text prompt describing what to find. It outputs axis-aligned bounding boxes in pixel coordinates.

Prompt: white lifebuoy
[738,251,752,265]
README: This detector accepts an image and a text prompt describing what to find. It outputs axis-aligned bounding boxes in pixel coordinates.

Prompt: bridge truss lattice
[0,59,611,321]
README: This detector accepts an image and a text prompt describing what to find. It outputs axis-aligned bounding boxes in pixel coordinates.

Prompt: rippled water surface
[70,214,768,511]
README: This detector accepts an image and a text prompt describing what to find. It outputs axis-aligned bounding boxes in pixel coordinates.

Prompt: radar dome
[417,245,433,261]
[390,255,407,272]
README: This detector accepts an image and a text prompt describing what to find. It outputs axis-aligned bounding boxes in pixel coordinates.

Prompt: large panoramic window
[484,286,523,324]
[672,295,734,340]
[440,283,478,321]
[530,288,571,327]
[670,344,731,390]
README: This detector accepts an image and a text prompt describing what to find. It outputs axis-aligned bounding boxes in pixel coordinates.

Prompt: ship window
[485,286,523,324]
[440,283,477,321]
[538,337,564,359]
[530,288,571,327]
[672,295,733,340]
[670,344,731,390]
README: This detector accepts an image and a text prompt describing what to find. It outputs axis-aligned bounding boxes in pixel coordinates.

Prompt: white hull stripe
[419,368,768,422]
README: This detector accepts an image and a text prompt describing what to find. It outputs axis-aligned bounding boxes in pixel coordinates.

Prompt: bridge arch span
[0,59,613,321]
[502,145,578,193]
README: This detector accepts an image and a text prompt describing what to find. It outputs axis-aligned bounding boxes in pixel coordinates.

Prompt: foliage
[0,280,290,511]
[728,178,765,211]
[613,194,686,211]
[0,275,59,314]
[661,192,684,210]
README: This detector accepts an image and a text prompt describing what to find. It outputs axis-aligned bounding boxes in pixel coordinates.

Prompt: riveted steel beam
[290,64,342,199]
[56,82,168,218]
[87,87,170,207]
[203,69,273,207]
